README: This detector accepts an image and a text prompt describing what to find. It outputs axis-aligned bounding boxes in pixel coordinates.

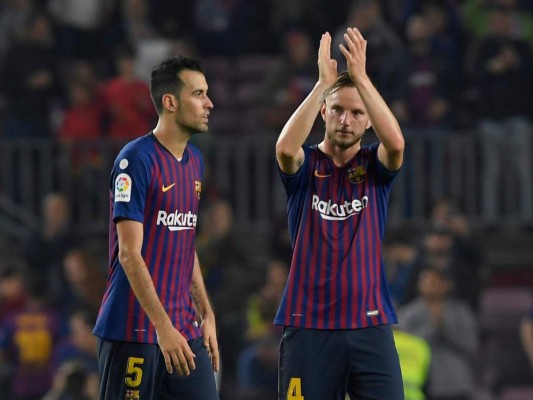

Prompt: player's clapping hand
[201,313,220,372]
[156,322,196,375]
[339,27,368,83]
[318,32,338,87]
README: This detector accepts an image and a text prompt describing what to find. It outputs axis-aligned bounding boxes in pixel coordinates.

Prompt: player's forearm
[191,254,214,320]
[119,251,173,330]
[355,76,404,153]
[276,81,330,158]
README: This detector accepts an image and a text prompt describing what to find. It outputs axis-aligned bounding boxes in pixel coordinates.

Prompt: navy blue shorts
[278,325,404,400]
[97,337,219,400]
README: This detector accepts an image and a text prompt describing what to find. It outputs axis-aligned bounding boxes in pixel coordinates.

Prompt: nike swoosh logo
[314,170,331,178]
[162,183,175,192]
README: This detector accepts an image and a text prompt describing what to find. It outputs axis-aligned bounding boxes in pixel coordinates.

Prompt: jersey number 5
[287,377,304,400]
[125,357,145,387]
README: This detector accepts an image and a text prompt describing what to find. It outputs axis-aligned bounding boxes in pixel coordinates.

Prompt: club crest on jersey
[195,180,202,199]
[125,390,140,400]
[115,173,132,202]
[347,165,365,184]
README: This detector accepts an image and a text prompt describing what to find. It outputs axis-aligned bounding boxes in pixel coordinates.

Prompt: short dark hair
[323,71,356,101]
[150,56,204,114]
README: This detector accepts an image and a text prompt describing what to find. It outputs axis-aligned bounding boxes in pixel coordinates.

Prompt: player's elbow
[118,248,137,269]
[388,133,405,155]
[276,138,298,159]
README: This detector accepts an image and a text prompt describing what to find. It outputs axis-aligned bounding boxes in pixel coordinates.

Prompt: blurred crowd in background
[0,0,532,399]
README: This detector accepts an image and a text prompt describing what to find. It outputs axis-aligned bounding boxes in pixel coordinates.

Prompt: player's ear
[365,119,372,130]
[162,94,178,112]
[320,102,327,121]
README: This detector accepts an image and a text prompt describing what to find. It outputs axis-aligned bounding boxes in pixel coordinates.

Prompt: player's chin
[331,136,355,148]
[195,123,209,133]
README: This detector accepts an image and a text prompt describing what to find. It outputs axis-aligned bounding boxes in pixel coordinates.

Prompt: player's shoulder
[305,144,323,161]
[361,142,379,155]
[115,134,156,164]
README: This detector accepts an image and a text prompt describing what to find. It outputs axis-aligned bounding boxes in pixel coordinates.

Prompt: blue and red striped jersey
[275,143,399,330]
[93,133,203,343]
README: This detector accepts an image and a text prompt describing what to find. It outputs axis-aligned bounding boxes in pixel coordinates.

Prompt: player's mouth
[336,129,353,135]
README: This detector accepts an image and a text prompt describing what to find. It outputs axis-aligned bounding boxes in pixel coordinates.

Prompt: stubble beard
[177,117,209,135]
[327,130,360,150]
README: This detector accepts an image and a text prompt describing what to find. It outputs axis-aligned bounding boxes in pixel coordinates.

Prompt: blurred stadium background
[0,0,532,399]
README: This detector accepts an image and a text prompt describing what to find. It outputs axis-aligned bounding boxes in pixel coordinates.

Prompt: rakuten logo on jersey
[156,210,197,231]
[311,195,369,221]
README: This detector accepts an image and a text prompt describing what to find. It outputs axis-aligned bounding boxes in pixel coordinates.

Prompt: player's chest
[150,165,202,210]
[311,160,370,198]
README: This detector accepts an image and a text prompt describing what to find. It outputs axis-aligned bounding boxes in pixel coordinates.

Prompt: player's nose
[205,95,214,109]
[339,111,351,124]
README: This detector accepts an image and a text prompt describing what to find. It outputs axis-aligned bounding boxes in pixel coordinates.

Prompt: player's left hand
[200,313,220,372]
[339,27,368,83]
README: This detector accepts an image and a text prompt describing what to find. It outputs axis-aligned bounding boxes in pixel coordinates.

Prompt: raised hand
[318,32,338,87]
[339,27,368,83]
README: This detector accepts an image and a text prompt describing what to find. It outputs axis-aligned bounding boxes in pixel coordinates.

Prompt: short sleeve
[277,146,311,196]
[111,149,151,224]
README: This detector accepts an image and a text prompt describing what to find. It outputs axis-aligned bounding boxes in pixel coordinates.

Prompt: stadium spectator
[394,12,458,130]
[47,0,114,61]
[193,0,241,55]
[0,0,35,63]
[417,225,483,311]
[399,267,478,400]
[1,12,58,138]
[0,260,28,322]
[60,247,106,316]
[23,193,79,303]
[195,197,249,392]
[42,360,96,400]
[332,0,405,106]
[0,277,64,400]
[236,332,279,400]
[461,0,533,44]
[470,5,533,225]
[383,231,421,307]
[117,0,160,50]
[244,259,287,342]
[258,29,318,133]
[392,327,431,400]
[148,0,195,38]
[196,198,247,304]
[58,80,104,143]
[52,309,98,375]
[101,46,156,139]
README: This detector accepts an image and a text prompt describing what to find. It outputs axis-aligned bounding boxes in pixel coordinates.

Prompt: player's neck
[319,141,360,168]
[153,119,190,160]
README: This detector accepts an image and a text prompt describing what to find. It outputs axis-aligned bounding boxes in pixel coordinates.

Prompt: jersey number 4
[287,377,304,400]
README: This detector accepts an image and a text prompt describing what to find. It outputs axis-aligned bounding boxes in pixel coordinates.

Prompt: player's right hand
[318,32,338,87]
[156,323,196,375]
